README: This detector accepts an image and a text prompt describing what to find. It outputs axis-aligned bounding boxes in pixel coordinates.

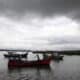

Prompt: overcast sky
[0,0,80,50]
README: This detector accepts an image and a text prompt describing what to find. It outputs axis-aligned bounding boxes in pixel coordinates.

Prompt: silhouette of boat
[50,53,64,60]
[52,55,64,60]
[4,53,27,58]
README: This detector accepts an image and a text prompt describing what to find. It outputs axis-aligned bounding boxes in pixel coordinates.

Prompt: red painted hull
[8,58,51,68]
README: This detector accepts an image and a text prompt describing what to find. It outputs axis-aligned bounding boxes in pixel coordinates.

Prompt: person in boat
[27,52,44,61]
[36,54,49,61]
[36,54,40,61]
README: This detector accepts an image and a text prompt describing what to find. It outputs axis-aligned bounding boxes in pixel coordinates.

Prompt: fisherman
[37,54,40,61]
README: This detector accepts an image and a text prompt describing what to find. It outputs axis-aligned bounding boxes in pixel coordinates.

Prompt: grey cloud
[48,36,80,45]
[0,0,80,50]
[0,0,80,19]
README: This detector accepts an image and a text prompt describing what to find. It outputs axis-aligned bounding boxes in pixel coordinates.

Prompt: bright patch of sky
[0,16,79,50]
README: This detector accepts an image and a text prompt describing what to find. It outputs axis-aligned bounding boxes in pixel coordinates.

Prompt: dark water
[0,52,80,80]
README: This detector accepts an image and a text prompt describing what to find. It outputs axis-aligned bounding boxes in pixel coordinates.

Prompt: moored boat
[4,51,28,58]
[4,52,52,68]
[8,57,51,68]
[50,53,64,60]
[52,55,64,60]
[4,53,27,58]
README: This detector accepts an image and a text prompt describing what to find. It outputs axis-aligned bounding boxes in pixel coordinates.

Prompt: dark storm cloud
[0,0,80,19]
[0,0,41,18]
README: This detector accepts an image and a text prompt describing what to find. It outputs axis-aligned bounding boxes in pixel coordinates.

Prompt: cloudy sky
[0,0,80,50]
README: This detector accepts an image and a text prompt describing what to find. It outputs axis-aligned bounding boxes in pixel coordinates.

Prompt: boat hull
[8,58,51,68]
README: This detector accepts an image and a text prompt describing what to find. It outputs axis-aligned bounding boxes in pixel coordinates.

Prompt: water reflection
[7,67,52,80]
[7,59,64,80]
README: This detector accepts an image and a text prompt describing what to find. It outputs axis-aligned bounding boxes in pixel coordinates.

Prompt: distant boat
[51,53,64,60]
[52,55,64,60]
[4,53,27,58]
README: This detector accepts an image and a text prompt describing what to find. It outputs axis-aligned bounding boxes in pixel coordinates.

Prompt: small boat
[52,55,64,60]
[51,53,64,60]
[4,53,27,58]
[4,51,28,58]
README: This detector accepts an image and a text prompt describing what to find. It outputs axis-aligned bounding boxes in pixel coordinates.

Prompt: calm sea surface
[0,52,80,80]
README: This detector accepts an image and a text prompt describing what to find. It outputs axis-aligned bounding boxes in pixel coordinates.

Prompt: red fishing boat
[8,58,51,68]
[4,52,51,68]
